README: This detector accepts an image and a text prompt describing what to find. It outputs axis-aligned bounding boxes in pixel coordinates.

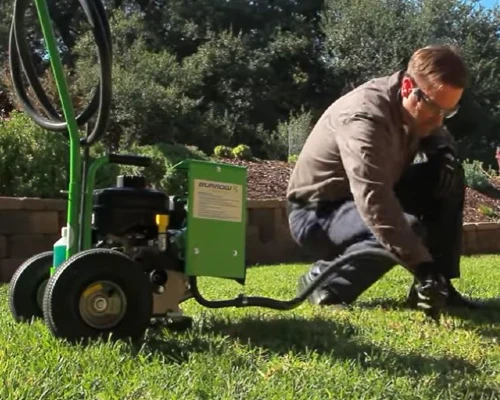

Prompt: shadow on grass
[445,298,500,340]
[202,315,472,370]
[192,315,499,396]
[131,326,214,364]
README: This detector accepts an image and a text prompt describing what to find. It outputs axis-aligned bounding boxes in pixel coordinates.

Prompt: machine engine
[91,175,191,319]
[92,175,186,246]
[94,176,165,239]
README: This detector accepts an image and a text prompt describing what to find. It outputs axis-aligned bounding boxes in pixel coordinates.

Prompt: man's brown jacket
[287,70,456,268]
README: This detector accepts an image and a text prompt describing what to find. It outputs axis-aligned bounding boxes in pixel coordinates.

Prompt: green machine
[6,0,400,342]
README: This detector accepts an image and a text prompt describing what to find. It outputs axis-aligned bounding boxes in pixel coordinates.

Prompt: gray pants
[287,161,465,304]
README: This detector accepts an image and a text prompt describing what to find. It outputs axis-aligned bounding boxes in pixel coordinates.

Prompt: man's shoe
[407,279,487,310]
[410,274,449,321]
[297,272,343,306]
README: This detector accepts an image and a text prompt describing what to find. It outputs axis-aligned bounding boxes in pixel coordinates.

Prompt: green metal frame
[34,0,81,260]
[82,155,110,250]
[32,0,249,282]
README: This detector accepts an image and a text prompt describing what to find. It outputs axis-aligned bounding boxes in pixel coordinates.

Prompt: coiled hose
[8,0,112,145]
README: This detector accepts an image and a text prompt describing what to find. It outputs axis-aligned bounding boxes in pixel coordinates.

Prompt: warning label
[193,179,243,222]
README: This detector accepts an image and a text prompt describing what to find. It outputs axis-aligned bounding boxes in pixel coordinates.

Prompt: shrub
[0,111,69,198]
[157,143,210,195]
[462,159,495,191]
[288,154,299,164]
[255,109,314,161]
[118,143,210,195]
[213,145,233,159]
[232,144,252,160]
[85,141,122,189]
[478,204,498,219]
[0,113,212,199]
[115,143,168,189]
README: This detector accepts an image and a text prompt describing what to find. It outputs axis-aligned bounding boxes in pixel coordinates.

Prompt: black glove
[414,262,449,322]
[428,150,460,199]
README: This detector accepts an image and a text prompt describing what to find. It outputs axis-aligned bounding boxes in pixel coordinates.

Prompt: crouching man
[286,45,486,315]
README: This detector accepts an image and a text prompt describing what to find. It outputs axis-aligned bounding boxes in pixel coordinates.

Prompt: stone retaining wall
[0,197,499,282]
[0,197,67,282]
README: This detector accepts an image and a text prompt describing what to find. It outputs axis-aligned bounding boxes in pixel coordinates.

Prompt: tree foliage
[321,0,500,163]
[1,0,500,168]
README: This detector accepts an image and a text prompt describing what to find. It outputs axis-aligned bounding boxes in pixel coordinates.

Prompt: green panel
[183,159,247,279]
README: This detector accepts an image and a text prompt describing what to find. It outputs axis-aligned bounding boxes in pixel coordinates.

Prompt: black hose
[8,0,112,146]
[188,248,402,310]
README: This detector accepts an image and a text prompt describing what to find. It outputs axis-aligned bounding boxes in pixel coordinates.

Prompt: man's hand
[414,262,449,322]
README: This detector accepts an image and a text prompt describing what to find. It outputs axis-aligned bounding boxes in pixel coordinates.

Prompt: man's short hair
[407,45,469,89]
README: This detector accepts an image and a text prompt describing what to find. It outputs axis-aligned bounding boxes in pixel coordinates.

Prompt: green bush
[213,145,233,159]
[288,154,299,163]
[0,112,69,198]
[258,109,314,161]
[478,204,498,219]
[0,112,212,199]
[158,143,210,195]
[118,143,210,195]
[462,159,495,191]
[232,144,252,160]
[115,143,168,189]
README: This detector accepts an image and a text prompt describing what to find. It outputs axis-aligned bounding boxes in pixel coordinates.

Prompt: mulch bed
[219,158,500,224]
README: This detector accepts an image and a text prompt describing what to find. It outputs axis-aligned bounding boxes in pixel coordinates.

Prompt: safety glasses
[411,86,459,119]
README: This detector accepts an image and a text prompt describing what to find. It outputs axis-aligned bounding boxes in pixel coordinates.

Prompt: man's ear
[401,76,413,98]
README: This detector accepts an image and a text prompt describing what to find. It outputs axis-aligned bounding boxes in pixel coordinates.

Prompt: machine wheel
[42,248,153,342]
[8,251,52,322]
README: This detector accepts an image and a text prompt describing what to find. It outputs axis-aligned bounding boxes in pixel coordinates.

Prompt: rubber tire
[8,251,52,322]
[42,248,153,343]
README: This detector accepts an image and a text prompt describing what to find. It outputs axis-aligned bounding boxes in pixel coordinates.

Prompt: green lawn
[0,255,499,399]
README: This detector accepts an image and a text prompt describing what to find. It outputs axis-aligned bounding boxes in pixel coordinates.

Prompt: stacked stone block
[0,197,66,282]
[0,196,499,283]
